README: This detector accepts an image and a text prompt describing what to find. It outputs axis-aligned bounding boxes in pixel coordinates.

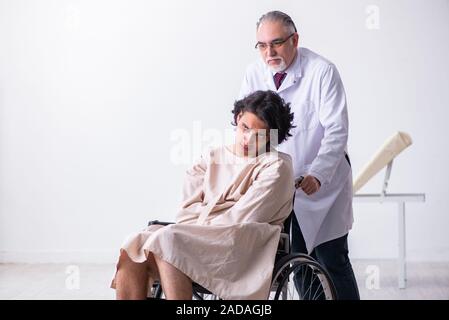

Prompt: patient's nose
[243,131,256,144]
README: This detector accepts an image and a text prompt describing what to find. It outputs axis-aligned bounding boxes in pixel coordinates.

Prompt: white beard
[267,57,287,73]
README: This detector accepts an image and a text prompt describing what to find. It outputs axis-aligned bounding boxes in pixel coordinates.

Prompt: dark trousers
[291,214,360,300]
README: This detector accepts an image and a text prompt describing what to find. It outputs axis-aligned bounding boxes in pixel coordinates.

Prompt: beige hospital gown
[111,145,295,299]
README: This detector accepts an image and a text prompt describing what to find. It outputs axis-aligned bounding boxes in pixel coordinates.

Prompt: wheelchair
[147,210,337,300]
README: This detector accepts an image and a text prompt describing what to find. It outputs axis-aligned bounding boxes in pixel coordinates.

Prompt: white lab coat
[239,47,354,253]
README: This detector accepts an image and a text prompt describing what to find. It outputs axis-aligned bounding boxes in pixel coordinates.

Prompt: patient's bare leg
[115,250,152,300]
[154,255,192,300]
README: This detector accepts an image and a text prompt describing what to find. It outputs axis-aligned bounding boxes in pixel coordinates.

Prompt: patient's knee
[119,249,143,263]
[119,249,131,262]
[118,250,142,270]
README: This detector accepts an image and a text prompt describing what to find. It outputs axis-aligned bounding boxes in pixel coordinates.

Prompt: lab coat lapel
[278,49,302,93]
[277,73,299,93]
[263,67,277,91]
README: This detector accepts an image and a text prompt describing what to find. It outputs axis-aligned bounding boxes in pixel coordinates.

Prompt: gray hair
[256,11,297,34]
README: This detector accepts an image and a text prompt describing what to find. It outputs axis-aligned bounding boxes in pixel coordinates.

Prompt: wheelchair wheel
[151,282,164,299]
[191,283,220,300]
[268,253,337,300]
[151,282,220,300]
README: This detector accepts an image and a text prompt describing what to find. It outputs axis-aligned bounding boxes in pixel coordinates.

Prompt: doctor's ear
[294,33,299,46]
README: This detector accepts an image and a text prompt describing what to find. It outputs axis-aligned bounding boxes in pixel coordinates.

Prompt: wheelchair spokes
[269,254,337,300]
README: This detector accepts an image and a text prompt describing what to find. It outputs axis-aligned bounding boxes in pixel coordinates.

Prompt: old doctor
[239,11,360,299]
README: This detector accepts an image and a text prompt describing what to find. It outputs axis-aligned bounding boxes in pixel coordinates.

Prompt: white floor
[0,260,448,300]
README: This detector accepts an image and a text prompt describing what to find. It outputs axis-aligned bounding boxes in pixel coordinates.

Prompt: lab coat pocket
[294,100,319,132]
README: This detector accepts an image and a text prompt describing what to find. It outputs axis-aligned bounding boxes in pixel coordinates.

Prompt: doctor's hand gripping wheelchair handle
[294,176,304,189]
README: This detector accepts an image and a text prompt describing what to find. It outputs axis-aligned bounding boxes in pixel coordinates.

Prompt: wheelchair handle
[147,220,175,227]
[295,176,304,189]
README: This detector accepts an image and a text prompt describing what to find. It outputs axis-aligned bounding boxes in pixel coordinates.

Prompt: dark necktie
[273,72,287,90]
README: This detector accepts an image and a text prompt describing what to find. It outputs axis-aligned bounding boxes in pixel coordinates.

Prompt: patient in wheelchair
[111,90,295,300]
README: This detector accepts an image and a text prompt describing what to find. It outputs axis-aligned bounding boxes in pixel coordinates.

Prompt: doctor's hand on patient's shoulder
[297,175,321,195]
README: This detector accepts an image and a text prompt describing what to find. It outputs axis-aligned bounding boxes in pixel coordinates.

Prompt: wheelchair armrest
[147,220,175,227]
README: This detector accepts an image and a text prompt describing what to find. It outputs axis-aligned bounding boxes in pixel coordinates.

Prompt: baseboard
[350,247,449,262]
[1,249,448,264]
[0,250,117,264]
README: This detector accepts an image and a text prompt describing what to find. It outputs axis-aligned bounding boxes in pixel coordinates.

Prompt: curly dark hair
[231,90,295,144]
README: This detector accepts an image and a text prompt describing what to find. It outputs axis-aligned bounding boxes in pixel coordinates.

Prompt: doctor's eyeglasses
[255,33,296,51]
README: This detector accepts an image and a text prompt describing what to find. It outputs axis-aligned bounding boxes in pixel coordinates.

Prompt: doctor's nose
[267,46,277,57]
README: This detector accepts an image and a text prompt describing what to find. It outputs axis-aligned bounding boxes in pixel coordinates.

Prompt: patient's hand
[298,175,321,195]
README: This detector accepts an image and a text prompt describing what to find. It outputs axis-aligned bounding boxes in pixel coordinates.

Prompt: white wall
[1,0,448,263]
